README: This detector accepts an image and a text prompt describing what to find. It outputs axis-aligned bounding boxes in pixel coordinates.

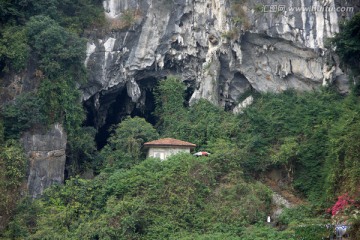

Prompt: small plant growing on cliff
[110,9,141,30]
[229,1,250,30]
[121,10,135,27]
[222,29,240,40]
[254,4,264,13]
[203,61,212,71]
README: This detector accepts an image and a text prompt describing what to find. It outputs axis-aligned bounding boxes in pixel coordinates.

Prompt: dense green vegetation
[332,12,360,73]
[0,0,103,158]
[0,0,103,232]
[99,117,159,171]
[155,78,360,203]
[0,140,27,230]
[2,77,360,239]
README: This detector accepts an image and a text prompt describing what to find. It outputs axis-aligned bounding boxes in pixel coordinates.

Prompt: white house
[144,138,196,160]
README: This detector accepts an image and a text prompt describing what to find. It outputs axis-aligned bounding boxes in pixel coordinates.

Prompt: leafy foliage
[0,140,27,190]
[154,76,188,135]
[4,154,274,239]
[0,25,29,72]
[0,140,27,230]
[324,96,360,195]
[66,127,97,176]
[2,93,48,139]
[26,15,87,79]
[234,90,345,201]
[100,117,159,170]
[0,0,104,231]
[154,77,237,148]
[4,87,360,239]
[331,13,360,72]
[0,0,103,74]
[0,0,104,33]
[37,77,85,135]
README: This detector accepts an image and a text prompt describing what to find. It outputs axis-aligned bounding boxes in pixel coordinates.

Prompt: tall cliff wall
[21,124,67,198]
[83,0,358,128]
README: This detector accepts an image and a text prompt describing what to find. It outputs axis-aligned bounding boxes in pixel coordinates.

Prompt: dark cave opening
[83,76,196,150]
[84,78,158,150]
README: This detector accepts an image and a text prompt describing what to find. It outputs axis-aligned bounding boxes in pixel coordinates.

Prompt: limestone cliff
[84,0,358,127]
[21,124,67,198]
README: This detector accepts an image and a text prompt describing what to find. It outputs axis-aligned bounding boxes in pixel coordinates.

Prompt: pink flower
[328,194,354,216]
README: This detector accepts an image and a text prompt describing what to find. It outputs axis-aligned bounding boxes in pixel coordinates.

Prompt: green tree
[324,98,360,196]
[0,25,29,73]
[2,93,48,139]
[0,140,27,230]
[154,76,188,136]
[37,77,85,134]
[22,0,104,34]
[66,127,97,176]
[26,15,86,79]
[101,117,159,169]
[271,137,299,183]
[331,13,360,72]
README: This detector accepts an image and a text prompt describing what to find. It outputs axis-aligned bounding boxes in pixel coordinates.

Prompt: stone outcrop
[83,0,358,129]
[21,124,67,198]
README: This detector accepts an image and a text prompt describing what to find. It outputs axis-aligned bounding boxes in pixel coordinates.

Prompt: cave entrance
[84,78,157,149]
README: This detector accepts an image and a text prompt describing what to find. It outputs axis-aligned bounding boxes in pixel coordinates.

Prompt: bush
[66,126,97,176]
[154,76,237,149]
[0,140,27,231]
[0,25,29,73]
[100,117,159,170]
[236,90,345,201]
[239,226,294,240]
[2,93,48,139]
[26,15,87,79]
[331,13,360,72]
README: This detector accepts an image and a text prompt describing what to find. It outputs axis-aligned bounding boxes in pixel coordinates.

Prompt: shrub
[0,25,29,73]
[331,13,360,72]
[101,117,159,167]
[2,93,48,139]
[0,140,27,230]
[26,15,87,79]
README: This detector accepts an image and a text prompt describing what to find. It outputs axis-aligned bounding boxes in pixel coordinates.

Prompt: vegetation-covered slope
[0,0,103,230]
[2,77,360,239]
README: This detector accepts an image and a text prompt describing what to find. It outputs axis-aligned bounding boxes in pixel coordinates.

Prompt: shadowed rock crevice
[84,77,158,149]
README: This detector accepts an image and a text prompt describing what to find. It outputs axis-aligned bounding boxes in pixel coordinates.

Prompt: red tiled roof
[144,138,196,148]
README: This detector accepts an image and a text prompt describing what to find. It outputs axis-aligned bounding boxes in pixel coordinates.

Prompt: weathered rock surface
[21,124,67,198]
[83,0,358,128]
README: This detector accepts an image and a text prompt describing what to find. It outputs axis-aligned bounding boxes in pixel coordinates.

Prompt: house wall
[147,147,191,160]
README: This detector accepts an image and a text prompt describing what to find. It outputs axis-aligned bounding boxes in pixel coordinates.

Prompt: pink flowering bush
[327,194,355,216]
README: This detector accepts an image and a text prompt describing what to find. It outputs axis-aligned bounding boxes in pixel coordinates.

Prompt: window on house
[154,151,165,160]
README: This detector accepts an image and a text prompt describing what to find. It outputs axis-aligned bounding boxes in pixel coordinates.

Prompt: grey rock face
[21,124,67,198]
[83,0,357,128]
